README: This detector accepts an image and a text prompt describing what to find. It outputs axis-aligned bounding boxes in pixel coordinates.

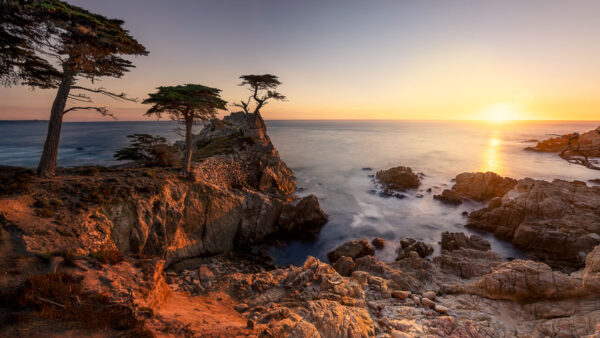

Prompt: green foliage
[143,84,227,122]
[0,0,148,87]
[114,134,180,167]
[234,74,286,114]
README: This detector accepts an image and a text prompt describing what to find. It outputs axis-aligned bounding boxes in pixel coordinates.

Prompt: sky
[1,0,599,121]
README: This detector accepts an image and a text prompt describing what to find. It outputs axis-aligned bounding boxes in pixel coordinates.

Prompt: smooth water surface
[1,120,598,265]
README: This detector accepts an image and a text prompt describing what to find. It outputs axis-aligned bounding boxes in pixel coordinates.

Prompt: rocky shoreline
[1,114,599,337]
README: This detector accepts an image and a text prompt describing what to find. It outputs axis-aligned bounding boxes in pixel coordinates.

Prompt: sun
[483,103,519,123]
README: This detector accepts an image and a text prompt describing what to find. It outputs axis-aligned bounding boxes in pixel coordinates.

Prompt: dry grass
[17,272,154,337]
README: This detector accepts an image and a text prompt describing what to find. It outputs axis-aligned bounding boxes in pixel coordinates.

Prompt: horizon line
[1,118,600,123]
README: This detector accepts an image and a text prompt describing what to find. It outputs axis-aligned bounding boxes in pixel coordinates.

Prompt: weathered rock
[451,171,517,201]
[440,232,491,252]
[434,305,448,314]
[468,260,582,301]
[434,247,503,278]
[328,239,375,263]
[433,189,462,205]
[376,166,420,193]
[332,256,356,277]
[396,237,433,260]
[468,178,600,269]
[421,297,435,308]
[372,238,386,249]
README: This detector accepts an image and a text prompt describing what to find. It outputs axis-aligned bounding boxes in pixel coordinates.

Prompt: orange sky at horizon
[0,0,599,122]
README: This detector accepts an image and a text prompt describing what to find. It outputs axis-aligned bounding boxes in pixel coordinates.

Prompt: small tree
[233,74,286,115]
[142,84,227,175]
[114,134,179,167]
[0,0,148,177]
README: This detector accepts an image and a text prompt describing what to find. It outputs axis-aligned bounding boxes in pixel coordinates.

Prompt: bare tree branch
[62,106,114,118]
[71,85,138,102]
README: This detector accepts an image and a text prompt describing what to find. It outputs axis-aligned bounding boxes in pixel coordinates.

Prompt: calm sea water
[1,120,599,265]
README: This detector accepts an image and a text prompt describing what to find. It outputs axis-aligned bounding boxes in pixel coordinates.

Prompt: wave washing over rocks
[1,114,599,337]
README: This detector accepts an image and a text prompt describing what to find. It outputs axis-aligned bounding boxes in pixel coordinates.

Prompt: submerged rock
[371,238,386,249]
[375,166,420,193]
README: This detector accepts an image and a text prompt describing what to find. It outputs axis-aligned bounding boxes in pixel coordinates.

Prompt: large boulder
[433,189,463,205]
[451,172,517,201]
[468,178,600,269]
[375,166,420,193]
[279,194,328,238]
[327,239,375,263]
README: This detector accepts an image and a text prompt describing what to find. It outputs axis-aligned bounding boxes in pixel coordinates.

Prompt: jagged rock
[332,256,356,277]
[372,238,386,249]
[328,239,375,263]
[433,189,462,205]
[451,172,517,201]
[468,178,600,269]
[279,194,328,238]
[468,260,582,301]
[440,232,491,252]
[396,237,433,260]
[376,166,420,193]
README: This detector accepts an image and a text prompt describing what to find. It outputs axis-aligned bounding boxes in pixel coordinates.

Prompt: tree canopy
[143,84,227,122]
[0,0,148,89]
[143,84,227,175]
[234,74,286,114]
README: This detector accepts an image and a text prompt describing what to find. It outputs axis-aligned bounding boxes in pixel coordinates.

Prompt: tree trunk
[182,118,193,175]
[37,67,73,177]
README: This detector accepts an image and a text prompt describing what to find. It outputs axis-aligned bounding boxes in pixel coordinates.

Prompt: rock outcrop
[375,166,420,194]
[526,126,600,157]
[468,178,600,269]
[396,237,433,260]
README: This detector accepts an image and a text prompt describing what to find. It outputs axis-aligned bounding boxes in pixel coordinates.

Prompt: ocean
[1,119,599,265]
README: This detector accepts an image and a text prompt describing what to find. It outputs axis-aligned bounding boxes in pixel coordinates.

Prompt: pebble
[412,296,421,306]
[234,303,249,313]
[422,291,436,300]
[391,290,409,300]
[434,305,449,314]
[421,297,435,308]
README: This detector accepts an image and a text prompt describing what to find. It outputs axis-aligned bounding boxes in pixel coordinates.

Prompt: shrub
[114,134,180,167]
[0,166,35,195]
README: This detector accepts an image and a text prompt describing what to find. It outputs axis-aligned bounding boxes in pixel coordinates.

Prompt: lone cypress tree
[143,84,227,175]
[0,0,148,177]
[233,74,286,115]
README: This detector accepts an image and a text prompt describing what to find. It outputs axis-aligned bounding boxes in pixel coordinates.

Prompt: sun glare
[483,103,519,123]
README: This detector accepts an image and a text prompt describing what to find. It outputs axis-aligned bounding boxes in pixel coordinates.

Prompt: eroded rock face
[375,166,420,193]
[327,239,375,263]
[451,171,517,201]
[468,259,582,301]
[468,178,600,269]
